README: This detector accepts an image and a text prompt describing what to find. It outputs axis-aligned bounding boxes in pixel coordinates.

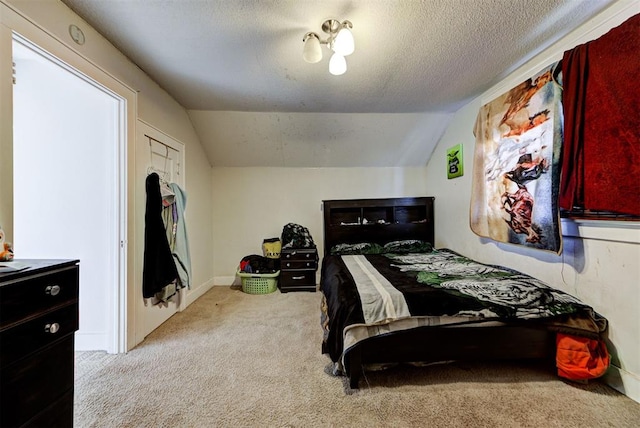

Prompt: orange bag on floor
[556,333,610,381]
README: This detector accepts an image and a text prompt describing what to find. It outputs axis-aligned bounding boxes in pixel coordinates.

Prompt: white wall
[2,0,214,349]
[211,167,429,284]
[189,111,452,167]
[0,20,11,236]
[424,1,640,402]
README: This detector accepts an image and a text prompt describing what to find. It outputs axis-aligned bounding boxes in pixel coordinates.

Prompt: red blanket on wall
[559,14,640,215]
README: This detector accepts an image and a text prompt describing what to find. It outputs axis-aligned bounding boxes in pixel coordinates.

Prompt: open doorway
[12,34,127,353]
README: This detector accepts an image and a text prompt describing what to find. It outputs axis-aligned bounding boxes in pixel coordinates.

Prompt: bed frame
[323,197,435,256]
[321,197,556,388]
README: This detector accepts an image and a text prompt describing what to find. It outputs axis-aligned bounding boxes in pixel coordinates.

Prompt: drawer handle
[45,285,61,296]
[286,263,291,268]
[45,323,60,334]
[292,275,305,280]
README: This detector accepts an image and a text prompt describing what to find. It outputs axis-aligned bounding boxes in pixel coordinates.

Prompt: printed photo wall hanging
[447,144,464,179]
[469,62,563,254]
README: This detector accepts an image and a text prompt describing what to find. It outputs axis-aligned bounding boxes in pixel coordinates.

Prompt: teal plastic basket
[237,270,279,294]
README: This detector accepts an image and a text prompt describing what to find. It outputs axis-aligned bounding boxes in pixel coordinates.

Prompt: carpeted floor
[74,286,640,427]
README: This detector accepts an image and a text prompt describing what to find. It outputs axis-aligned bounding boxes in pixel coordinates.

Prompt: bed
[320,197,608,388]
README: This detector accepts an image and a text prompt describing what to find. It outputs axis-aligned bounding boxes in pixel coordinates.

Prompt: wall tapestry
[470,62,563,254]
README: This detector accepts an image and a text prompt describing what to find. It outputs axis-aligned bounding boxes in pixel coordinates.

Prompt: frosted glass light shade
[329,53,347,75]
[333,26,354,56]
[303,34,322,63]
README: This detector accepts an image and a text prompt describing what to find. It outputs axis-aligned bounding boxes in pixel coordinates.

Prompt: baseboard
[603,364,640,404]
[214,275,239,286]
[75,331,108,352]
[213,274,317,287]
[183,277,215,307]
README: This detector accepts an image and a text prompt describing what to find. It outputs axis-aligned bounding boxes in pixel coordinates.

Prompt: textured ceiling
[59,0,614,167]
[61,0,613,113]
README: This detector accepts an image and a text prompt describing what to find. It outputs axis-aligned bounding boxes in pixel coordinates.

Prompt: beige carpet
[75,286,639,427]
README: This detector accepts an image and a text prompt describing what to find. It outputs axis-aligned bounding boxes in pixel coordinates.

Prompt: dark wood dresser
[0,260,79,428]
[279,248,318,292]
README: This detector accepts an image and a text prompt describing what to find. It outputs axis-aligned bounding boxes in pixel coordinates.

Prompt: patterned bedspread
[320,249,607,365]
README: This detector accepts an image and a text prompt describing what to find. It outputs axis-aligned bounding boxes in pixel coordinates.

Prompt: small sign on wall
[447,143,464,179]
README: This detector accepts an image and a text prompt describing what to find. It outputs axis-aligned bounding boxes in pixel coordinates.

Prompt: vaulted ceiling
[61,0,614,167]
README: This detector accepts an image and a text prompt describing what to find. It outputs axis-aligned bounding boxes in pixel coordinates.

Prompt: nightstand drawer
[281,248,318,261]
[279,270,316,286]
[281,259,318,270]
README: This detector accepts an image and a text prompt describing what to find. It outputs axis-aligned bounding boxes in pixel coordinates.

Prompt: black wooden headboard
[322,197,435,256]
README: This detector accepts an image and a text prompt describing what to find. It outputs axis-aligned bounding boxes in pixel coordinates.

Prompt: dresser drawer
[0,303,78,368]
[0,266,78,329]
[0,335,74,428]
[23,389,73,428]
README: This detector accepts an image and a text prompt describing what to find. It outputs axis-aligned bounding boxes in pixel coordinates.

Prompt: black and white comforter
[320,249,607,364]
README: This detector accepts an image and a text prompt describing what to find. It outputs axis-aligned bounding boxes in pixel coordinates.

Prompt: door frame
[2,4,136,353]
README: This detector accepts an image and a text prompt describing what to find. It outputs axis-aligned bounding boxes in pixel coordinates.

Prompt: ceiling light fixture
[303,19,354,75]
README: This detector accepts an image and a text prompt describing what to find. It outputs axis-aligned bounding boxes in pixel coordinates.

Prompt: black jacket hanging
[142,172,179,298]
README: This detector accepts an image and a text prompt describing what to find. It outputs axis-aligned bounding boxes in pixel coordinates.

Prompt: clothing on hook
[161,181,175,206]
[169,182,191,289]
[142,172,179,299]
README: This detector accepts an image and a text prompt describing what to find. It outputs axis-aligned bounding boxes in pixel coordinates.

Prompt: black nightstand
[279,248,318,292]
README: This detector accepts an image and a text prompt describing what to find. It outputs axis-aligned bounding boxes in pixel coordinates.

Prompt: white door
[136,120,185,340]
[12,36,125,352]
